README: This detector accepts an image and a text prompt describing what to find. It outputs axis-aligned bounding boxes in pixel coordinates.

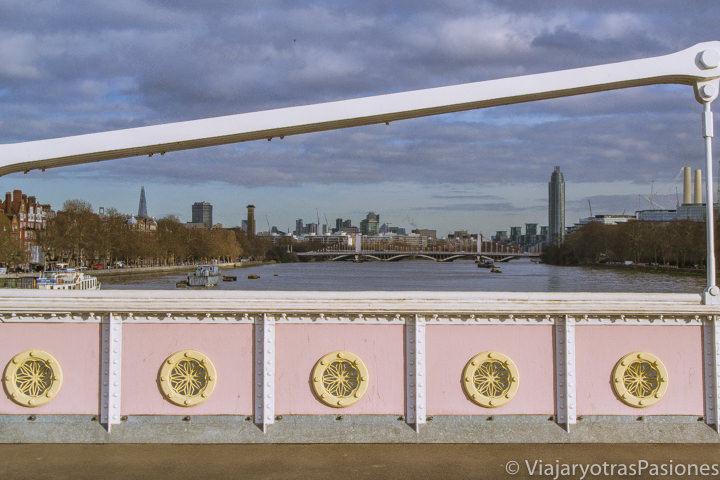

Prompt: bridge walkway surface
[3,443,720,479]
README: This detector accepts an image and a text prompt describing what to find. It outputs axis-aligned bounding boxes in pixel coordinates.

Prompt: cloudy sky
[1,1,719,235]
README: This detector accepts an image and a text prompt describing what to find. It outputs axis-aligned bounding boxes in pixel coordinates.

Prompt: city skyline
[1,3,719,235]
[12,170,699,239]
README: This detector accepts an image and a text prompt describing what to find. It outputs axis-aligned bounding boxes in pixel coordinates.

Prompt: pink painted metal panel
[0,324,100,414]
[121,324,253,415]
[275,324,405,414]
[576,325,703,415]
[426,325,555,415]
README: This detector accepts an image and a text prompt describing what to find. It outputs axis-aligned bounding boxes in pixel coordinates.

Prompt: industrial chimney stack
[246,205,256,236]
[683,167,692,205]
[695,169,703,205]
[683,166,704,205]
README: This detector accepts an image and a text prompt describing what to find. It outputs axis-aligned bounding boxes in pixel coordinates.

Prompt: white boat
[477,258,495,268]
[187,264,220,287]
[36,268,101,290]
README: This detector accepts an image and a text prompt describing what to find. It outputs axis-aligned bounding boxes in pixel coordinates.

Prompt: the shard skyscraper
[138,186,148,217]
[548,166,565,244]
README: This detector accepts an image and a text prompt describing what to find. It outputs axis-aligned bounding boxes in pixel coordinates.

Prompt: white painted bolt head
[710,286,720,296]
[700,50,720,69]
[701,84,717,99]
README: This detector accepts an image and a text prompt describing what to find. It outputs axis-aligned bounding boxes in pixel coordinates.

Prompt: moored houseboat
[187,264,221,287]
[36,268,101,290]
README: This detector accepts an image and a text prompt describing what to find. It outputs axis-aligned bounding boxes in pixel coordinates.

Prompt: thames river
[100,259,706,293]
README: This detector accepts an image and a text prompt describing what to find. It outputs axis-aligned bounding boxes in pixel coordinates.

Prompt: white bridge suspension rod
[0,42,719,176]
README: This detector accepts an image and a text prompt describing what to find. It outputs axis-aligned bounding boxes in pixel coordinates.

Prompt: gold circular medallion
[159,350,217,407]
[4,350,63,407]
[612,351,668,408]
[311,351,369,408]
[463,351,519,408]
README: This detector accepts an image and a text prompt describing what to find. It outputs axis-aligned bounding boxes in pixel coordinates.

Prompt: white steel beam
[0,42,719,177]
[100,313,122,432]
[405,315,426,431]
[254,314,275,433]
[555,315,576,431]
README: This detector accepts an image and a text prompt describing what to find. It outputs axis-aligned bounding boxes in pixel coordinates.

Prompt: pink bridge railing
[0,290,717,443]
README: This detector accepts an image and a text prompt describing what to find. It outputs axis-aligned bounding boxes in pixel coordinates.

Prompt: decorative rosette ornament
[612,351,668,408]
[4,350,63,407]
[463,351,519,408]
[311,351,369,408]
[159,350,217,407]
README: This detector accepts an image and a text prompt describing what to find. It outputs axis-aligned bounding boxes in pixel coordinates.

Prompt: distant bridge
[297,250,540,262]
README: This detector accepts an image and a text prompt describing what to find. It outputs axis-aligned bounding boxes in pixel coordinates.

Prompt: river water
[100,260,705,293]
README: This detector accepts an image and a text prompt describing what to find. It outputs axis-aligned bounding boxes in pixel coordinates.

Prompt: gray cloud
[414,202,544,213]
[432,193,503,200]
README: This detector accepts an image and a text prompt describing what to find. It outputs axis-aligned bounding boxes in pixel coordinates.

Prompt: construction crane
[404,215,417,229]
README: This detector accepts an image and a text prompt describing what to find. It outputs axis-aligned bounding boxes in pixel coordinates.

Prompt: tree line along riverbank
[0,199,300,271]
[541,219,710,271]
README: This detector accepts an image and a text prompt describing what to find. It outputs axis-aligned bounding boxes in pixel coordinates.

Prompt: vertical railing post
[697,77,720,304]
[405,314,426,432]
[100,313,122,432]
[254,314,275,432]
[555,315,576,431]
[703,315,720,432]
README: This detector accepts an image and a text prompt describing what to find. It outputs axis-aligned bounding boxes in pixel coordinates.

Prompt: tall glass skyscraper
[137,186,148,217]
[548,166,565,244]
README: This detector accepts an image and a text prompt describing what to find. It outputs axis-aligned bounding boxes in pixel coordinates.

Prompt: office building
[191,202,213,228]
[360,212,380,236]
[412,229,437,241]
[493,231,508,242]
[548,166,565,244]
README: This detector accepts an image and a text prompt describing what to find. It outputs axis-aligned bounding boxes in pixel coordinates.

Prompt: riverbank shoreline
[0,261,273,280]
[584,262,704,276]
[91,262,272,278]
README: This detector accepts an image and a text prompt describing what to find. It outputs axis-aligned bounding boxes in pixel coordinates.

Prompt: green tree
[156,216,190,264]
[0,228,25,267]
[42,199,99,266]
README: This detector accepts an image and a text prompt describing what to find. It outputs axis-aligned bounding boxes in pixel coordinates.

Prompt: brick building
[0,190,52,260]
